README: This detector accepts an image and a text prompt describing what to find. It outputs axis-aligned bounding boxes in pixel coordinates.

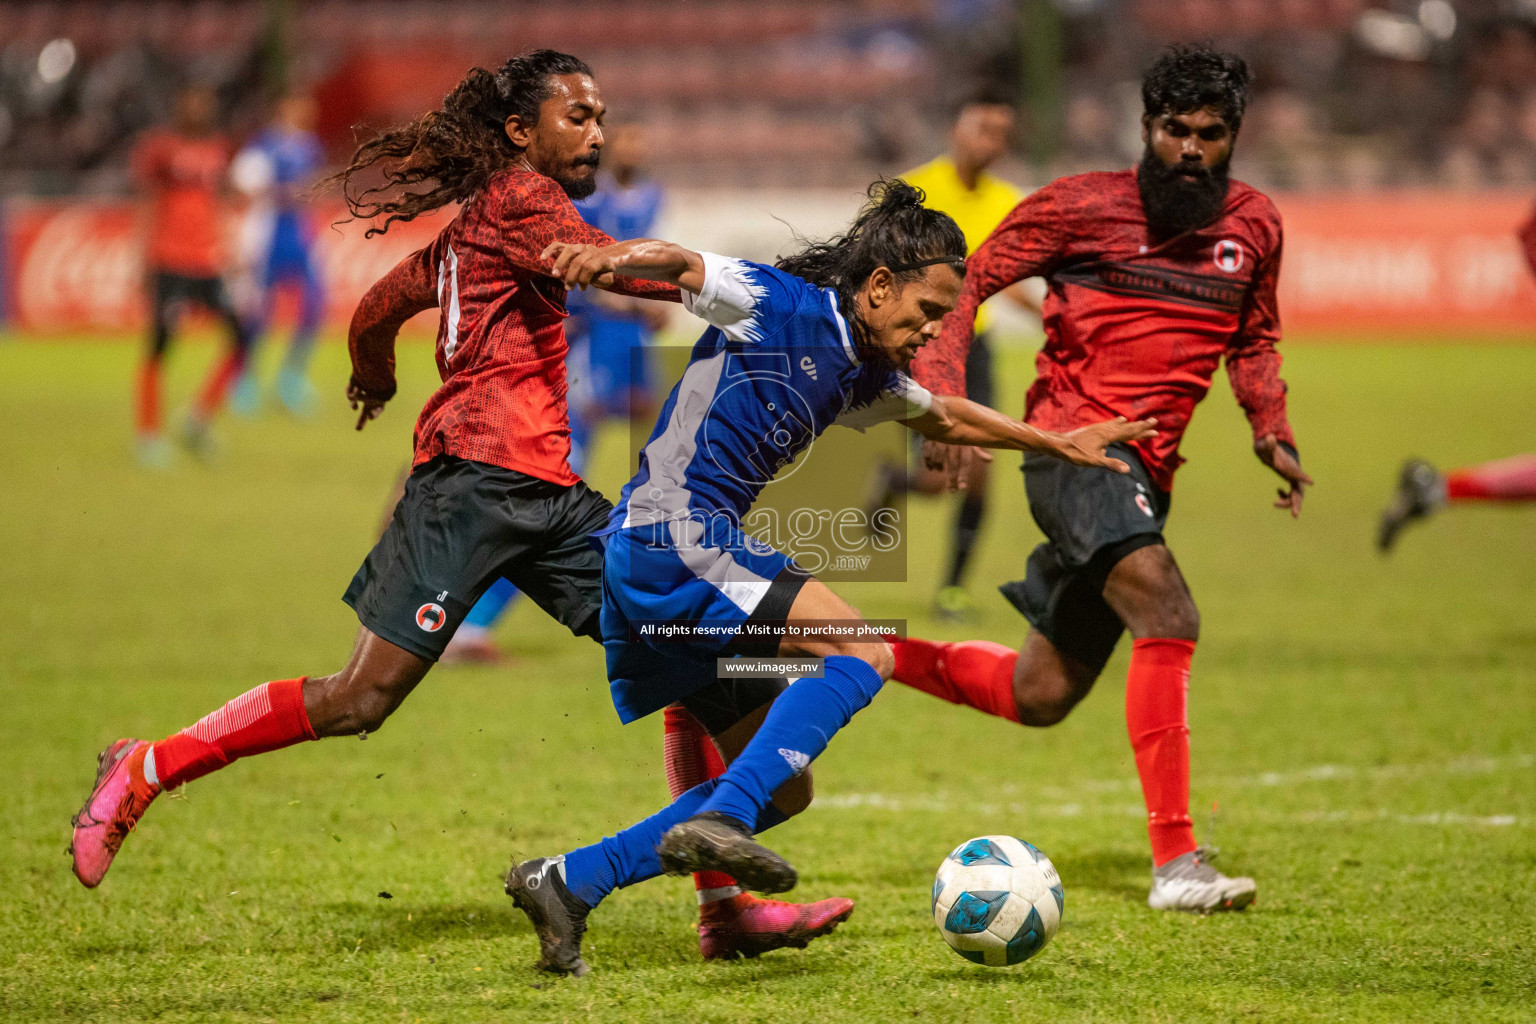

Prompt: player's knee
[1015,690,1079,727]
[1012,672,1085,727]
[1140,594,1199,641]
[855,640,895,682]
[1169,599,1200,641]
[306,669,402,736]
[772,771,814,818]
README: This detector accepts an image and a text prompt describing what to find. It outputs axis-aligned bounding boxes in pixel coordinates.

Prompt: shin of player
[660,706,856,960]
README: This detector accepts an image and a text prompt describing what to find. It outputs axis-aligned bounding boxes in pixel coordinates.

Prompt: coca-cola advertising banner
[3,192,1534,336]
[2,200,448,334]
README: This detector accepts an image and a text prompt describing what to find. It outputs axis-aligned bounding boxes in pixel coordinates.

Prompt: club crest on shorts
[416,602,447,632]
[1135,493,1154,517]
[1213,239,1243,272]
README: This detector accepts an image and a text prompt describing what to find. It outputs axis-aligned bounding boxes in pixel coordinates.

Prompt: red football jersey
[131,130,230,276]
[348,167,678,484]
[915,168,1294,492]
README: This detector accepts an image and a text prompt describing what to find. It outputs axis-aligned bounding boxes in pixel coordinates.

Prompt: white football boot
[1147,847,1256,912]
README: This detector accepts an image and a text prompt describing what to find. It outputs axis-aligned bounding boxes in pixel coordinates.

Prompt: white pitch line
[950,752,1535,802]
[814,753,1533,829]
[814,794,1522,828]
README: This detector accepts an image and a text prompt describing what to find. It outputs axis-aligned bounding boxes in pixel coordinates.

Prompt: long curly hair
[330,49,592,237]
[776,178,967,341]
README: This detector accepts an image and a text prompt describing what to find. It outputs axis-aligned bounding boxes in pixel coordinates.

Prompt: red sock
[662,705,739,900]
[1445,454,1536,501]
[135,678,317,793]
[137,359,162,436]
[1125,639,1197,866]
[194,351,246,420]
[891,638,1020,722]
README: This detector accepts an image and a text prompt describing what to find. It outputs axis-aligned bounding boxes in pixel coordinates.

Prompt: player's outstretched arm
[906,395,1156,474]
[347,246,438,431]
[542,239,707,294]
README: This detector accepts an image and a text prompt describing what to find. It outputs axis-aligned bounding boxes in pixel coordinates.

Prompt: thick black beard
[1137,147,1230,237]
[555,153,601,199]
[557,171,598,200]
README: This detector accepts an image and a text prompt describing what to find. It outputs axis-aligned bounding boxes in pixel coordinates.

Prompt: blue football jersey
[251,127,324,209]
[604,255,933,531]
[576,180,664,242]
[569,181,665,320]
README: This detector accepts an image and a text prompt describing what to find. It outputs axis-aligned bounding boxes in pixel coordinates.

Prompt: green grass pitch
[2,331,1533,1023]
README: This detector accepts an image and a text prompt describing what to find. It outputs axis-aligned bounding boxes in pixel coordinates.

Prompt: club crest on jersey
[1213,239,1243,273]
[1135,493,1154,517]
[416,603,447,632]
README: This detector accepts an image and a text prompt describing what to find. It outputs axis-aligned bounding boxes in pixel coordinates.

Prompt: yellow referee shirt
[902,156,1025,333]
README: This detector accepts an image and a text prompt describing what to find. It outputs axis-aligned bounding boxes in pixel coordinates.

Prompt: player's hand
[348,381,389,431]
[542,241,617,290]
[1051,417,1158,473]
[921,440,993,491]
[1255,433,1312,518]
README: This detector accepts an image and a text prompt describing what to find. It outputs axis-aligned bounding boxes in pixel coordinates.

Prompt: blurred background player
[568,122,668,468]
[1379,455,1536,550]
[131,83,251,466]
[442,123,668,665]
[865,88,1032,620]
[229,91,327,418]
[893,46,1313,913]
[1377,201,1536,551]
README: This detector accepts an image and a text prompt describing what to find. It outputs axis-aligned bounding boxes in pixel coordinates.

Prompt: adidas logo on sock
[778,748,810,775]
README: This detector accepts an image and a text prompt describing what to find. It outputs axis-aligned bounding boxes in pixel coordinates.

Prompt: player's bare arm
[906,396,1156,473]
[542,238,707,293]
[346,247,439,430]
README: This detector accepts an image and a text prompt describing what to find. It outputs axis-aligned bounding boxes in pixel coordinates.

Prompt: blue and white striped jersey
[602,254,933,532]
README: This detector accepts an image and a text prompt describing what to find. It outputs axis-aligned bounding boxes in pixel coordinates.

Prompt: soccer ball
[932,835,1064,966]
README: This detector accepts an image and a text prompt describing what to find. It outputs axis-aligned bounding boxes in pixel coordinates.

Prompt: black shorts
[964,330,995,408]
[679,677,789,736]
[999,443,1169,676]
[149,272,244,350]
[343,455,613,661]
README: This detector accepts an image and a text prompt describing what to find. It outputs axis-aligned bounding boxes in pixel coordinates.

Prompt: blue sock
[561,779,721,908]
[754,802,790,833]
[702,656,884,829]
[464,577,518,630]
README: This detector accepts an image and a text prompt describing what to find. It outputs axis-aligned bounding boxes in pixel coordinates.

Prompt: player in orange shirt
[131,85,251,466]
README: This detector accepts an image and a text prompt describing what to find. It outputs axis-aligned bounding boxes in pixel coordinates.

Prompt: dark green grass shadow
[1055,849,1148,901]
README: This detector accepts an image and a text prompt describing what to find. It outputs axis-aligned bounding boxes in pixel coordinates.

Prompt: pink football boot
[698,892,855,960]
[70,739,157,888]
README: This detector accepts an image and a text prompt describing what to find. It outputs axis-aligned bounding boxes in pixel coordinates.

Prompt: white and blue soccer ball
[932,835,1064,966]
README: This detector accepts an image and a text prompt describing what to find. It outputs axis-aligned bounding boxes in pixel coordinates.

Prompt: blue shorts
[597,518,809,723]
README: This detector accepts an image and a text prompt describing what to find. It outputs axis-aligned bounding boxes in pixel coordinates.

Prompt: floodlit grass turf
[2,331,1534,1023]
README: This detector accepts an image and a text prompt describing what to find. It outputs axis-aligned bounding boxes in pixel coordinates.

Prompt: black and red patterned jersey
[914,168,1294,492]
[348,166,679,485]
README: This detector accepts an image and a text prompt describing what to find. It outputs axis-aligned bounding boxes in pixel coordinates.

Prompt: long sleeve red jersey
[913,168,1295,492]
[349,167,679,485]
